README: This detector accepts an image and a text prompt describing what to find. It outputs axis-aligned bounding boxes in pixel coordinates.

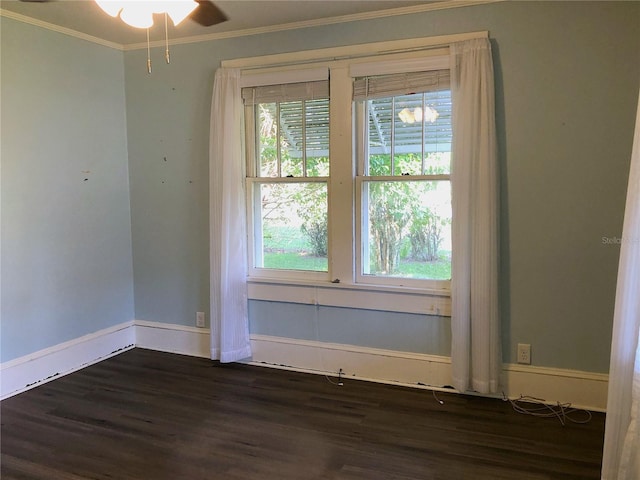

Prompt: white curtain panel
[450,38,501,394]
[209,67,252,363]
[602,89,640,480]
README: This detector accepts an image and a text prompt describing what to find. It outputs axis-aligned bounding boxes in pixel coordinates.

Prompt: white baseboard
[135,320,210,357]
[502,363,609,412]
[0,321,135,400]
[248,334,609,412]
[249,334,453,387]
[0,320,610,412]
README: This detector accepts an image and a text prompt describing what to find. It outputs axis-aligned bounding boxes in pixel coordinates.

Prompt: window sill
[247,277,451,316]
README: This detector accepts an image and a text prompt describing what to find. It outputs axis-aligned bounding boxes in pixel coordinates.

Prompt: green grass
[393,256,451,280]
[264,252,327,271]
[365,253,451,280]
[263,225,327,271]
[262,225,450,279]
[263,225,310,251]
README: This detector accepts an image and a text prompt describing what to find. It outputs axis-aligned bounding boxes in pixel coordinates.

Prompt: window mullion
[390,97,395,175]
[365,174,450,182]
[302,100,307,177]
[421,93,426,174]
[276,103,282,177]
[328,66,354,284]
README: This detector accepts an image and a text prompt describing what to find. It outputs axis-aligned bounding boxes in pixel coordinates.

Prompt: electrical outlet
[196,312,205,328]
[517,343,531,364]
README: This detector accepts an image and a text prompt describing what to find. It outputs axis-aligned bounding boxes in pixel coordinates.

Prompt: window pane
[362,180,451,280]
[305,98,330,177]
[393,94,423,175]
[366,90,451,176]
[367,99,392,175]
[254,182,328,272]
[424,89,452,171]
[368,153,392,176]
[423,152,451,175]
[258,103,278,177]
[307,155,330,177]
[257,99,329,178]
[280,101,304,177]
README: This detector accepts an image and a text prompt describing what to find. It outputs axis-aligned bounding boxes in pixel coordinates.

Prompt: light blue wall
[1,18,134,362]
[4,1,633,373]
[124,44,211,326]
[125,1,639,374]
[250,301,451,356]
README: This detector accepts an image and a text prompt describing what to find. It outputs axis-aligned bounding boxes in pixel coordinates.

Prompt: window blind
[242,80,329,106]
[353,70,450,101]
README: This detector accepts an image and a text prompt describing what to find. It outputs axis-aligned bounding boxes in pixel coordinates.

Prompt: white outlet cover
[517,343,531,364]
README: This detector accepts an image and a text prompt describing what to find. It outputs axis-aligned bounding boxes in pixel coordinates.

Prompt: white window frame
[242,70,330,282]
[353,68,452,290]
[225,31,489,314]
[355,177,452,291]
[245,179,329,282]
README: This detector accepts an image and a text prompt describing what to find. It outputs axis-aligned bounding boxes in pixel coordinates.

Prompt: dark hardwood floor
[1,348,605,479]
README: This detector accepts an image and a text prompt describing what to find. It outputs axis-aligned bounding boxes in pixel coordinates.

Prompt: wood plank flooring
[1,348,605,479]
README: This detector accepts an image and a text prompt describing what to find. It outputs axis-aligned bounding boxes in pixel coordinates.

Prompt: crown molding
[1,1,503,52]
[223,32,485,70]
[125,0,503,51]
[0,8,124,51]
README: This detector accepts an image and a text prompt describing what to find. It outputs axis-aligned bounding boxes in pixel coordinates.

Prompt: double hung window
[243,80,330,280]
[354,70,452,289]
[242,53,452,292]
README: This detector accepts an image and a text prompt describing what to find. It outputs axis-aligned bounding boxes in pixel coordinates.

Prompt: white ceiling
[0,0,445,47]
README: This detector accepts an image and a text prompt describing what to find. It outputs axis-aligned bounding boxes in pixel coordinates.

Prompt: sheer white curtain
[450,38,501,394]
[602,89,640,480]
[209,67,252,363]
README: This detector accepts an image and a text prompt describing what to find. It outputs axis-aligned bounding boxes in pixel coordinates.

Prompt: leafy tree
[408,210,446,262]
[368,180,412,274]
[367,153,449,275]
[258,104,328,259]
[256,104,450,276]
[297,183,327,257]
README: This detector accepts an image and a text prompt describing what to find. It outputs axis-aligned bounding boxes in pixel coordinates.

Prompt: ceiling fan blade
[191,0,228,27]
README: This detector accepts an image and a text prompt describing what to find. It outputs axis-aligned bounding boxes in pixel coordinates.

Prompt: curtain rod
[221,31,488,71]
